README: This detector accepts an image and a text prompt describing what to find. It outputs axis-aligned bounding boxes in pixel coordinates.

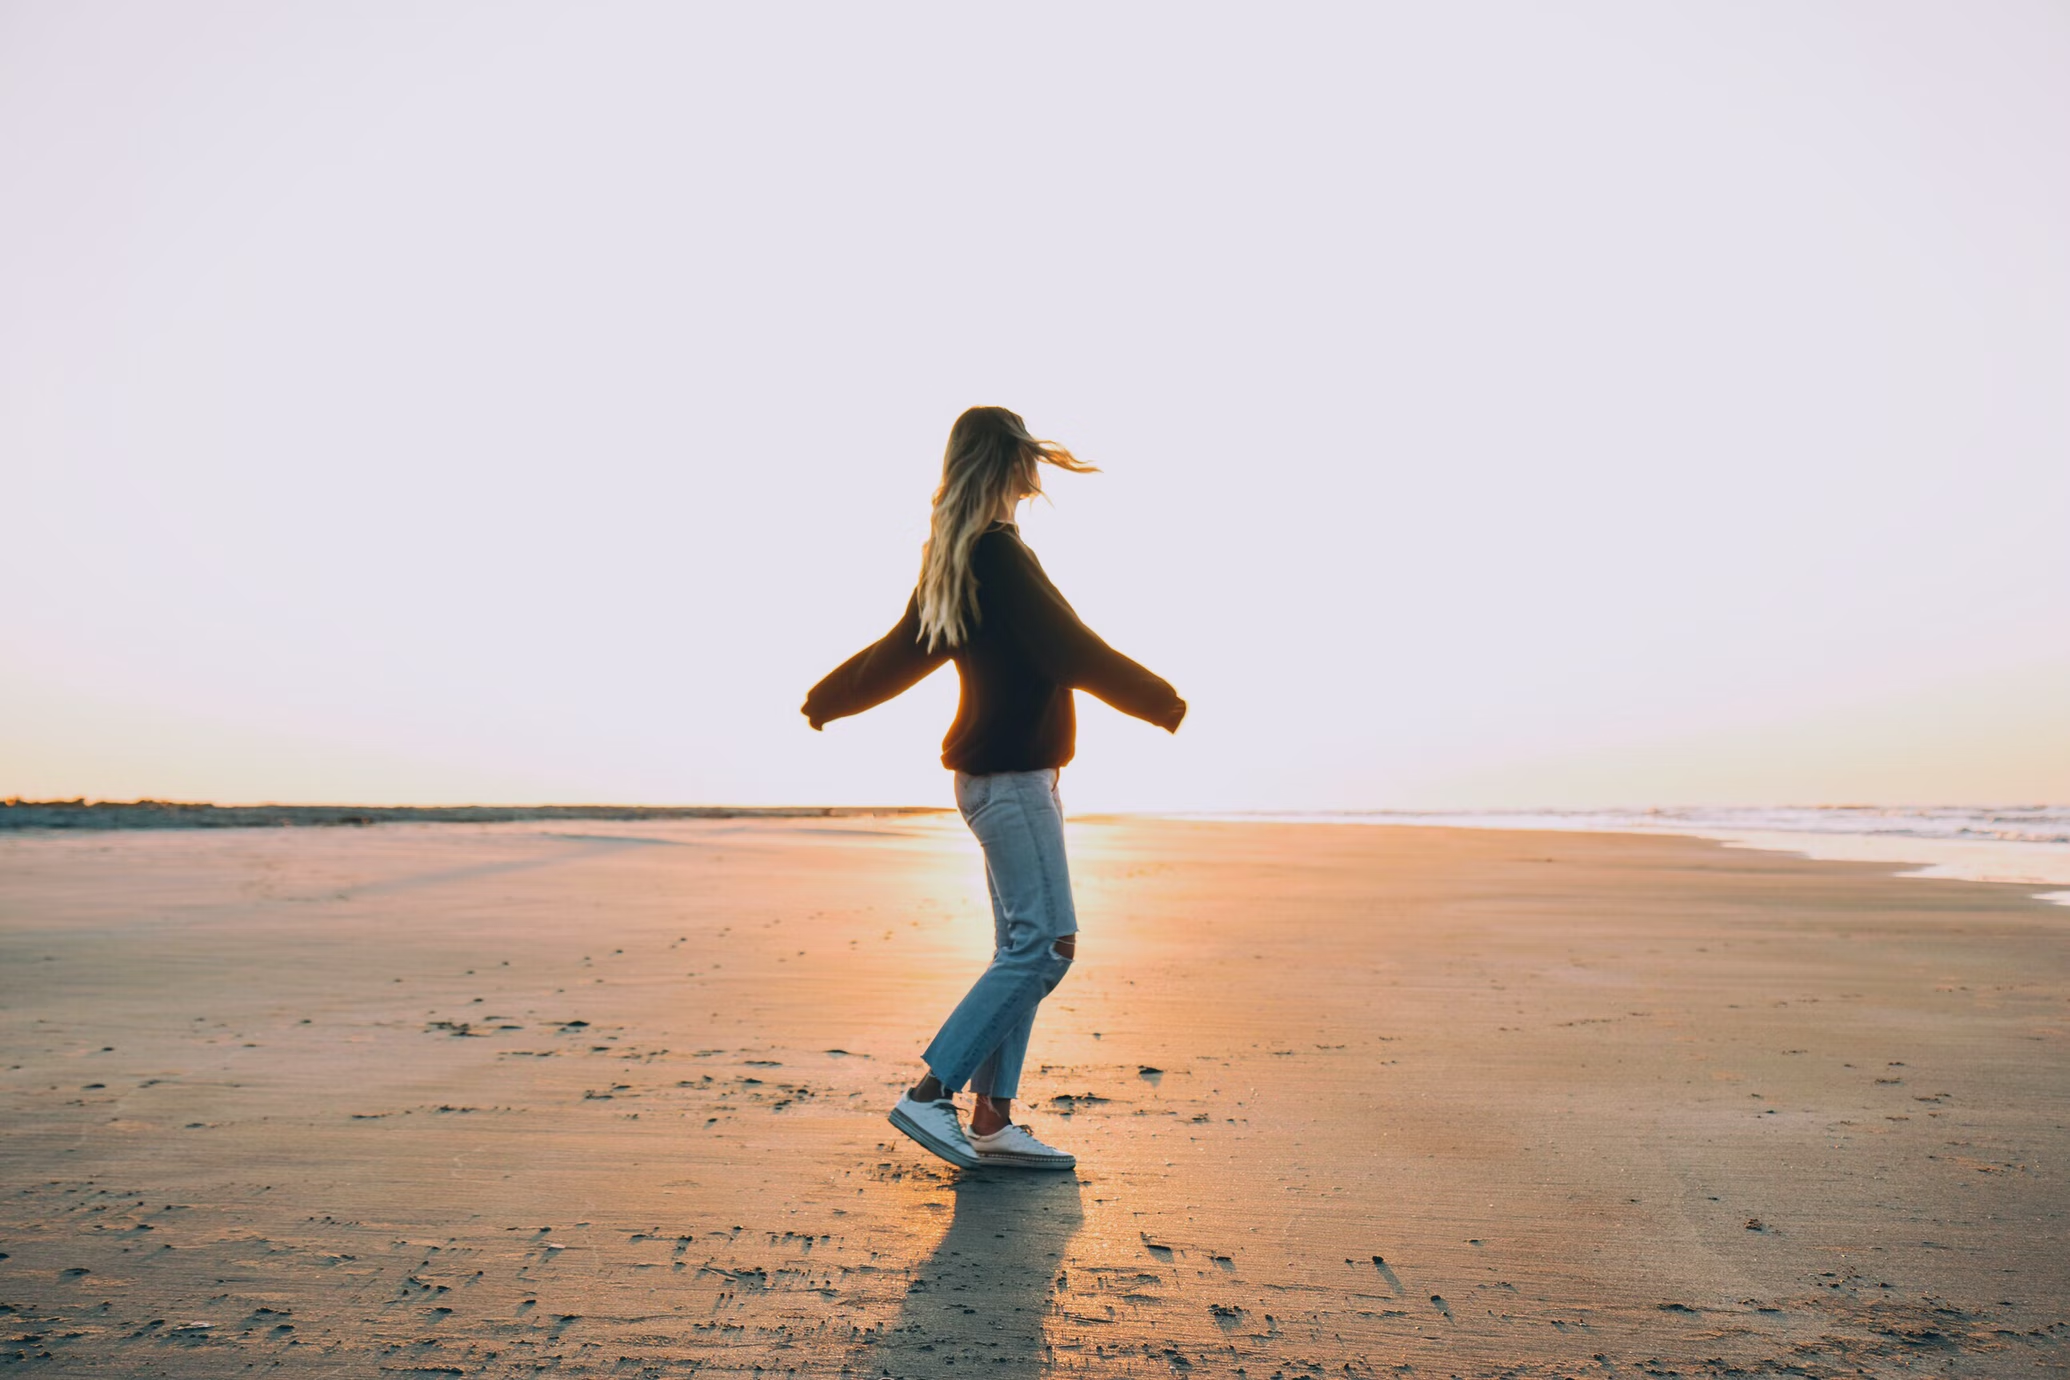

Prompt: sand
[1,815,2065,1377]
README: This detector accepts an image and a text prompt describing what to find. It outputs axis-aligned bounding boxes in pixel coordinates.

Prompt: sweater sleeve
[802,591,948,729]
[980,536,1187,731]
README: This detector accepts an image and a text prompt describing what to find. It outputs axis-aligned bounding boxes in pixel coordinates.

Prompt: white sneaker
[888,1094,980,1169]
[967,1122,1077,1170]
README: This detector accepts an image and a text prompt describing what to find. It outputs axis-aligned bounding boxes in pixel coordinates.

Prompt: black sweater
[803,525,1185,773]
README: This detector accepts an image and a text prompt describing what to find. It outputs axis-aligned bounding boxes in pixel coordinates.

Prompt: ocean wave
[1332,805,2070,848]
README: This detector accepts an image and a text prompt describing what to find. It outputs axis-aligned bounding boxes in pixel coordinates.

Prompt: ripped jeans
[922,768,1077,1100]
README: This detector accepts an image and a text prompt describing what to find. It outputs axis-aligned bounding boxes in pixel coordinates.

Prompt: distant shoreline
[0,800,947,831]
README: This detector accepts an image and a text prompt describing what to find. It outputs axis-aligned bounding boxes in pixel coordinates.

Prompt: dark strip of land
[0,800,943,831]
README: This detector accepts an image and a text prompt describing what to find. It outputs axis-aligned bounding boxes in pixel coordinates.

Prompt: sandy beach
[1,815,2065,1376]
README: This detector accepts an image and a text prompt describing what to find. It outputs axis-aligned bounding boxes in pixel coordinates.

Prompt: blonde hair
[917,406,1095,650]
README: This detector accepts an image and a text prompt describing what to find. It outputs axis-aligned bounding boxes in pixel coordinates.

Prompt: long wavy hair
[917,406,1095,650]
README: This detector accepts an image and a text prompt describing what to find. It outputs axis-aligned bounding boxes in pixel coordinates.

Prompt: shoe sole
[887,1104,980,1169]
[973,1152,1077,1170]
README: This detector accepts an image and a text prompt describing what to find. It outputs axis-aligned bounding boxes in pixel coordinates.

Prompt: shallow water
[1169,805,2070,902]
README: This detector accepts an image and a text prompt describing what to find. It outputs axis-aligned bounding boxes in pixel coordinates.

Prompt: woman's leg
[965,837,1047,1110]
[921,770,1076,1100]
[967,936,1076,1134]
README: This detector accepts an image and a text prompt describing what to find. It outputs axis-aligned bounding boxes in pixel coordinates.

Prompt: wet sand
[1,816,2065,1376]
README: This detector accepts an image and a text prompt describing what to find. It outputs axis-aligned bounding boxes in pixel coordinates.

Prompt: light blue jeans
[923,768,1078,1100]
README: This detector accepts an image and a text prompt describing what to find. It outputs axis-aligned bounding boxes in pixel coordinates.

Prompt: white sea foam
[1160,805,2070,906]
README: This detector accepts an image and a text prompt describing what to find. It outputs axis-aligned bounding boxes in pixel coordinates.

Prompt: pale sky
[3,3,2066,811]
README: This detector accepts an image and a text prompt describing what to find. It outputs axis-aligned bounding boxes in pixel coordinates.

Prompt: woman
[802,406,1185,1170]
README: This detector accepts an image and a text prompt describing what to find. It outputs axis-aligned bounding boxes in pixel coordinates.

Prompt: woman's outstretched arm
[980,537,1187,732]
[802,592,948,729]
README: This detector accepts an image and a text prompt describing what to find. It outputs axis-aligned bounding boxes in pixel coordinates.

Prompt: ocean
[1168,804,2070,906]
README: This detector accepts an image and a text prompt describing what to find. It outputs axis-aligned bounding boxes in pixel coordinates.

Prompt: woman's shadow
[854,1172,1084,1377]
